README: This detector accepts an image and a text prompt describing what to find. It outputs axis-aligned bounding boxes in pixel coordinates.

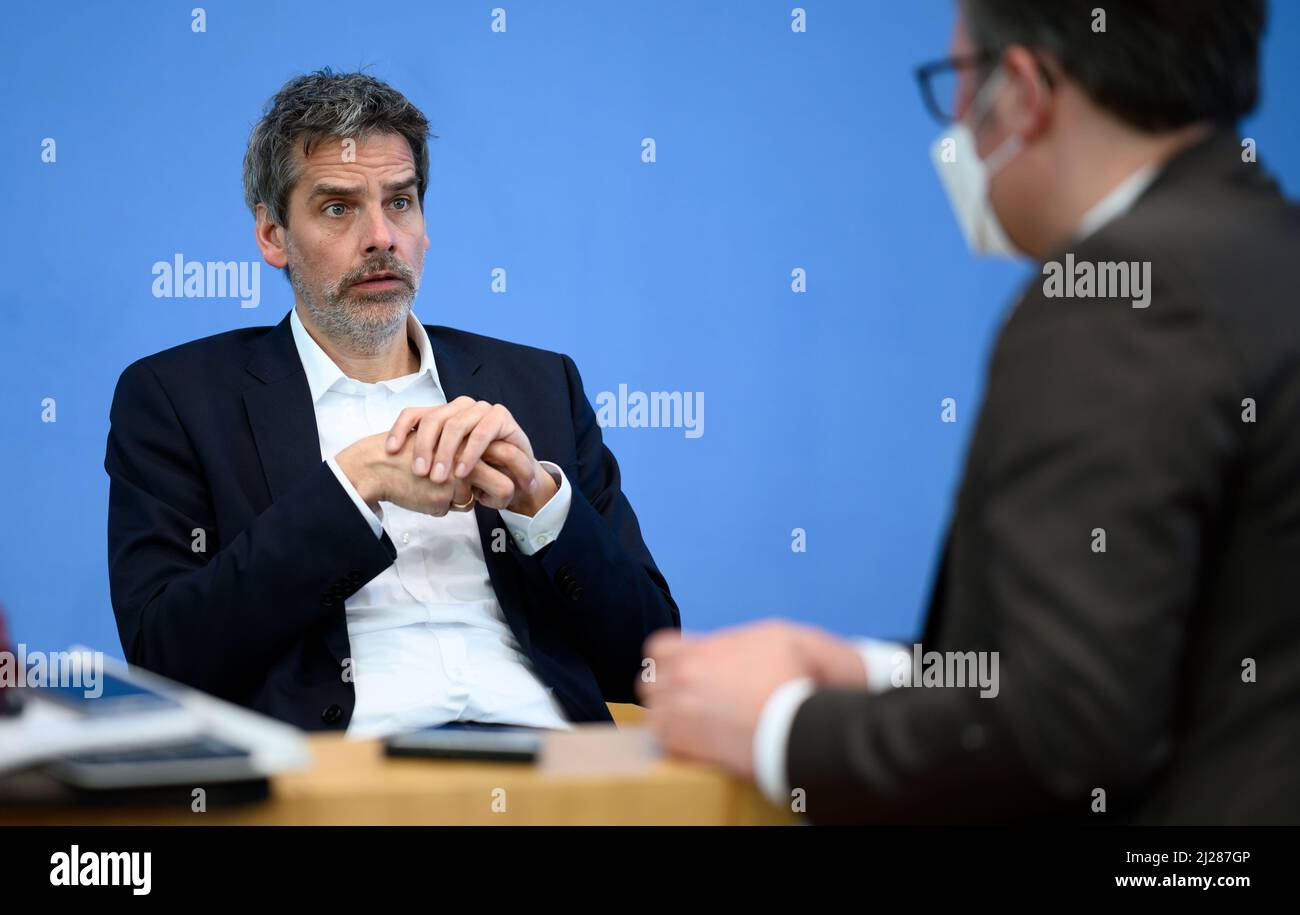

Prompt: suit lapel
[426,326,532,655]
[242,315,322,502]
[241,314,354,665]
[426,325,500,407]
[425,326,504,545]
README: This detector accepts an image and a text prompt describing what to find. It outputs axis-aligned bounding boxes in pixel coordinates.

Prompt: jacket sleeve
[786,265,1242,823]
[105,360,397,702]
[522,352,681,703]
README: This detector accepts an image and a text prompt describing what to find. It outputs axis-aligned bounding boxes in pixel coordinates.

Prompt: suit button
[321,704,343,725]
[569,586,583,602]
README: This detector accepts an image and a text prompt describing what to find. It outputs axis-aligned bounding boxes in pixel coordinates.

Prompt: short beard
[291,260,418,356]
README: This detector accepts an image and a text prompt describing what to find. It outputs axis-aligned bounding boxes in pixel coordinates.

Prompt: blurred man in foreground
[640,0,1300,824]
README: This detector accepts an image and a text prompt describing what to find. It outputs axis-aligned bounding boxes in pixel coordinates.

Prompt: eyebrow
[307,176,418,201]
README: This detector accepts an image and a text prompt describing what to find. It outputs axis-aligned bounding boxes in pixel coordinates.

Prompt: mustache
[343,259,415,287]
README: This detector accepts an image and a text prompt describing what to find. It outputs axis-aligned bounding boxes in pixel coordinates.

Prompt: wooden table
[1,719,799,826]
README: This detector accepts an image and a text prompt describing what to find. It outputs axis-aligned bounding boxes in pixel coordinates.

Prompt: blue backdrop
[3,1,1298,659]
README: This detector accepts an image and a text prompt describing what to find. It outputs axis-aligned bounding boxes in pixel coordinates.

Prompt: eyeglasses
[914,51,1000,125]
[915,50,1056,125]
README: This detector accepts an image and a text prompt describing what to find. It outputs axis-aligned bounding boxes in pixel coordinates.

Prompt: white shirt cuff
[752,639,911,807]
[752,677,816,806]
[499,461,571,556]
[854,638,911,693]
[326,456,384,538]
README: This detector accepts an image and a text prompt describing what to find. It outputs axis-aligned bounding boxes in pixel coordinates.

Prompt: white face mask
[930,69,1025,258]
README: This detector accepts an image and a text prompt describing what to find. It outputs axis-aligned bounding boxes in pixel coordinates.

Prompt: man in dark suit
[640,0,1299,824]
[106,70,677,734]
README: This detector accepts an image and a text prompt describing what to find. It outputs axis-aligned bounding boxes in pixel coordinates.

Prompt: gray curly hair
[242,68,432,231]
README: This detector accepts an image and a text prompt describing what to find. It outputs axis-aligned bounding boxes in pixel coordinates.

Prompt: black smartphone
[383,722,547,763]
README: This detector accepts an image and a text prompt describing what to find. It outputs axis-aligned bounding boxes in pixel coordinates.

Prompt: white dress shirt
[752,162,1164,805]
[289,308,573,738]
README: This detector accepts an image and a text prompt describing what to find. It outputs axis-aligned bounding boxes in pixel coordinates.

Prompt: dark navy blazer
[105,313,679,730]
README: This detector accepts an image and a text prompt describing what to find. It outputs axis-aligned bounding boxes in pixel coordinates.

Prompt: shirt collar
[1073,162,1161,243]
[289,307,442,403]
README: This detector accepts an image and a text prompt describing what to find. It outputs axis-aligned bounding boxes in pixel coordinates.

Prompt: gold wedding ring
[451,491,477,511]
